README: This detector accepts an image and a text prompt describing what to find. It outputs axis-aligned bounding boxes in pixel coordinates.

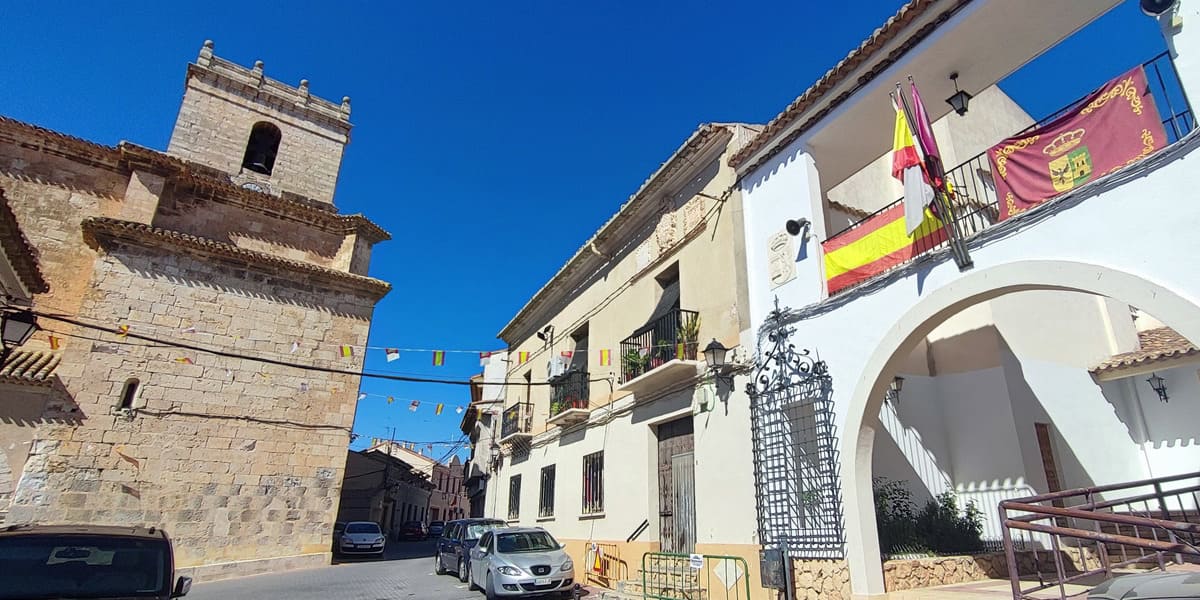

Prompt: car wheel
[459,558,470,584]
[485,571,497,600]
[434,553,445,575]
[466,560,478,591]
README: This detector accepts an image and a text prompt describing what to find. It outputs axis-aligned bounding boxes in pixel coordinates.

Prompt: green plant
[872,478,985,557]
[677,314,701,343]
[622,349,647,374]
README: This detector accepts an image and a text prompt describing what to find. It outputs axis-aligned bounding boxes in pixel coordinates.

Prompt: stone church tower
[0,42,389,579]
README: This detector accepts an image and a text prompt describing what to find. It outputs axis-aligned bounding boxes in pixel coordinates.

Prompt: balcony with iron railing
[499,402,533,444]
[617,309,703,395]
[822,52,1194,296]
[547,369,590,427]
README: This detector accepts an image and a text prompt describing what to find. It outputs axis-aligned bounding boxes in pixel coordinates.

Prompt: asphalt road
[188,538,480,600]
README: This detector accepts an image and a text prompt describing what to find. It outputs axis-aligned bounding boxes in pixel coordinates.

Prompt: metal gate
[746,307,844,559]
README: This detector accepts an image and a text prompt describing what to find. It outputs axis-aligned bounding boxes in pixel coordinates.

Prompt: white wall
[1099,361,1200,482]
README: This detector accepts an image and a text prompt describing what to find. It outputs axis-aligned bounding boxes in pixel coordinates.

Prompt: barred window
[582,451,604,515]
[508,474,521,521]
[539,465,556,518]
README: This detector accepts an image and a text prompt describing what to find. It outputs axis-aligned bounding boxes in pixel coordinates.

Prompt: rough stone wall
[882,548,1102,592]
[7,240,373,569]
[167,76,346,205]
[792,559,851,600]
[152,192,345,267]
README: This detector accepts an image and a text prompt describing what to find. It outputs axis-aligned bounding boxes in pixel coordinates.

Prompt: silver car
[468,527,575,599]
[337,521,386,557]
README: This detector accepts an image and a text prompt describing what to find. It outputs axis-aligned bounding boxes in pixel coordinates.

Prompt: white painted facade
[734,1,1200,597]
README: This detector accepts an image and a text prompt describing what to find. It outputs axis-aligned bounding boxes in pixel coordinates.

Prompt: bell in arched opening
[241,121,281,175]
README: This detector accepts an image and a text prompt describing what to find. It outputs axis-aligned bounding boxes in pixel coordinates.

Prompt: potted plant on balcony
[622,348,646,381]
[677,313,701,360]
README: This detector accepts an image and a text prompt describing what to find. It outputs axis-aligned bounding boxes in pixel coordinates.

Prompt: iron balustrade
[824,52,1194,295]
[500,402,533,440]
[999,470,1200,600]
[618,309,700,383]
[549,370,590,419]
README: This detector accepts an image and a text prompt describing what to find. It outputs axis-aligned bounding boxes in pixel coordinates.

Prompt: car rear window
[345,523,380,534]
[0,535,170,599]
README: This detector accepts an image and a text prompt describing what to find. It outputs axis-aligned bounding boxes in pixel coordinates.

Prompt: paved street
[188,539,479,600]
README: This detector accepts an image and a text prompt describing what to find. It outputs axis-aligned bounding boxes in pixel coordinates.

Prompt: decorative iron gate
[746,307,844,558]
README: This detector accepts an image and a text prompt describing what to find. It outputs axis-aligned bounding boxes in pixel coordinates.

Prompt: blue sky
[0,1,1168,460]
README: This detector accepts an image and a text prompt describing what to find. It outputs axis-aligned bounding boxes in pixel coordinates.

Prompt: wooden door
[657,417,694,553]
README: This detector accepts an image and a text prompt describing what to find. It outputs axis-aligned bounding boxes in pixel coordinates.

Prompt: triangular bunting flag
[435,403,444,415]
[48,336,61,350]
[387,396,394,404]
[173,357,193,365]
[432,351,445,366]
[118,324,130,337]
[182,326,196,334]
[456,406,464,414]
[385,348,400,362]
[299,382,309,392]
[409,400,420,412]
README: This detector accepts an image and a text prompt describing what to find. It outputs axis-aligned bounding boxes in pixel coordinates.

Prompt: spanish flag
[893,94,936,235]
[823,204,945,294]
[518,351,529,365]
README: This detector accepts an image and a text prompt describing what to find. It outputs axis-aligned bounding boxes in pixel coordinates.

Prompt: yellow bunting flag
[599,349,611,366]
[340,345,353,358]
[118,324,130,337]
[432,351,445,366]
[48,336,61,350]
[174,357,193,365]
[387,396,394,404]
[435,403,444,415]
[518,351,529,364]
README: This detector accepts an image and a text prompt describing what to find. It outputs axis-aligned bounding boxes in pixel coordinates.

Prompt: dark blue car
[433,518,506,582]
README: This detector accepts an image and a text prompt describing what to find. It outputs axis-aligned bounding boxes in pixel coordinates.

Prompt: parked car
[434,518,507,583]
[0,523,191,600]
[1089,571,1200,599]
[336,521,386,557]
[468,527,574,599]
[398,520,428,541]
[428,521,446,537]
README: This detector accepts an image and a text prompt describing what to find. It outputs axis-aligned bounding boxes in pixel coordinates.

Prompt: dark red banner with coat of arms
[988,66,1168,220]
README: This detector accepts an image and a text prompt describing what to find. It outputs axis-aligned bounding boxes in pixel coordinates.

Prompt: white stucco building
[733,1,1200,598]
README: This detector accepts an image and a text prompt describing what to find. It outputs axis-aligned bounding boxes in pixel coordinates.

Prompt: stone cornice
[81,217,391,300]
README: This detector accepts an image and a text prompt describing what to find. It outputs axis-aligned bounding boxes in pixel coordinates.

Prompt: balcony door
[657,417,695,553]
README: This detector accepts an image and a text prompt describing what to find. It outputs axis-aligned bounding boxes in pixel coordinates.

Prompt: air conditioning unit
[546,356,569,380]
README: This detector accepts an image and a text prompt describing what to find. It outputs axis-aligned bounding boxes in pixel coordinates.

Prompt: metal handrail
[999,470,1200,600]
[500,402,532,439]
[549,370,590,418]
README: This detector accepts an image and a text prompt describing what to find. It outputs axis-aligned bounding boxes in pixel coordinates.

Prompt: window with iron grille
[582,451,604,515]
[508,475,521,521]
[539,465,556,518]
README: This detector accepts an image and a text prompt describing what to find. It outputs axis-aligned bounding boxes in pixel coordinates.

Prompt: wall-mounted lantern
[1145,372,1169,402]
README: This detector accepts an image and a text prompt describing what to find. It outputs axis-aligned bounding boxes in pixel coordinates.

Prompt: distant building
[0,41,389,581]
[366,439,468,523]
[337,450,433,538]
[460,352,507,518]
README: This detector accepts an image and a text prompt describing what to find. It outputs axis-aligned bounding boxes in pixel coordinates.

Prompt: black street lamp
[1,309,39,365]
[703,338,734,387]
[946,72,972,116]
[1145,372,1169,402]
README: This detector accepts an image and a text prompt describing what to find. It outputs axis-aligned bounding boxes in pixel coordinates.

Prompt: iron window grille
[582,451,604,515]
[508,474,521,521]
[539,465,556,518]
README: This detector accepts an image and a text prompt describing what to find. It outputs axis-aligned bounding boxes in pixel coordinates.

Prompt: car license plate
[535,578,551,586]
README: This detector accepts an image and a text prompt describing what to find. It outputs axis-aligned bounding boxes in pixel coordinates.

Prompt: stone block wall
[882,548,1103,591]
[8,241,373,570]
[792,559,851,600]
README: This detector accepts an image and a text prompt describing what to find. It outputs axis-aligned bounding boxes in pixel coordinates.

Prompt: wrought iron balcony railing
[618,309,700,384]
[500,402,533,441]
[824,51,1194,295]
[549,369,590,420]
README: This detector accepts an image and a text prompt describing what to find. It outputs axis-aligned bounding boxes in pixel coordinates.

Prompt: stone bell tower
[166,40,352,205]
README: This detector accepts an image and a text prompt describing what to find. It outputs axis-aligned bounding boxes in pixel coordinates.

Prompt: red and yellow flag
[822,204,946,294]
[599,349,611,366]
[48,336,61,350]
[435,403,444,415]
[432,351,445,366]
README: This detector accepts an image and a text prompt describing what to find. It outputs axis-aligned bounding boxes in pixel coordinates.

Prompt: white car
[337,521,386,558]
[468,527,575,599]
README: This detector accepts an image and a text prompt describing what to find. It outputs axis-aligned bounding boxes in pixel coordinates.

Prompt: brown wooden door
[657,417,694,553]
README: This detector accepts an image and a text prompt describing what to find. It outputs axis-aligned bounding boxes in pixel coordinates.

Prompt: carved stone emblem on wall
[768,230,797,289]
[654,194,678,252]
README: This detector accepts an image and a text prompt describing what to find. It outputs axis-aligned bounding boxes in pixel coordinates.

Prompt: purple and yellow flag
[599,349,611,366]
[518,351,529,365]
[340,345,354,358]
[432,351,445,366]
[989,65,1167,220]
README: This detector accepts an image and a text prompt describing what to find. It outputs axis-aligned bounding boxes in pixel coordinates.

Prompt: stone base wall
[883,547,1102,591]
[792,559,851,600]
[177,551,330,583]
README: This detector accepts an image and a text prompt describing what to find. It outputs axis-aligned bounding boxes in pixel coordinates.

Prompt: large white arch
[839,260,1200,598]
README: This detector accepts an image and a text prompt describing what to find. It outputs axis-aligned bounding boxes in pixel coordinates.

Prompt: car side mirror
[172,576,192,598]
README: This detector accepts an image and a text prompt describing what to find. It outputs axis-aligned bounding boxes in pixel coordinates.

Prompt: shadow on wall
[1,381,84,427]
